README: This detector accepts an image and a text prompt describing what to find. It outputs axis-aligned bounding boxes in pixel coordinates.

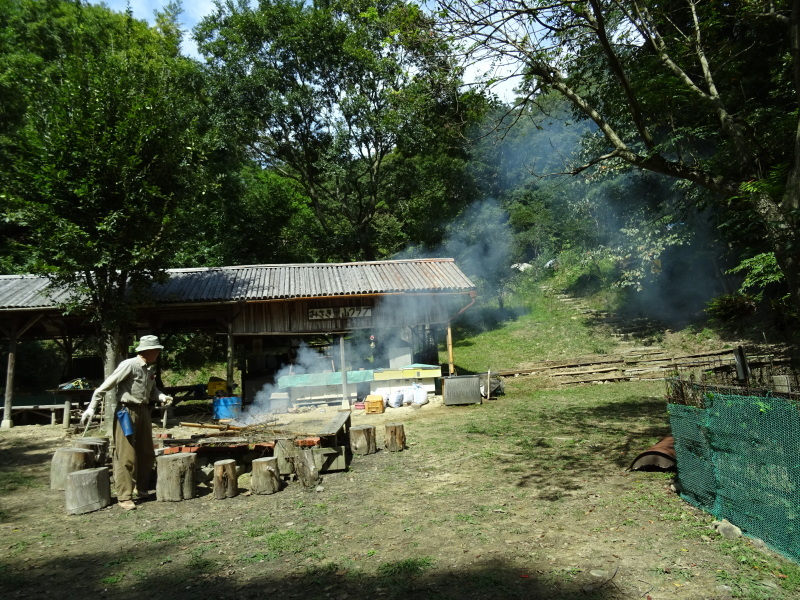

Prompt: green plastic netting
[669,391,800,561]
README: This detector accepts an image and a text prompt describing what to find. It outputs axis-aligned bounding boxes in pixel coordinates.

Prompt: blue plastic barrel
[213,396,242,420]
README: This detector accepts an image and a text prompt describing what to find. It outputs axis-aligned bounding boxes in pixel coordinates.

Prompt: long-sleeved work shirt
[89,355,162,409]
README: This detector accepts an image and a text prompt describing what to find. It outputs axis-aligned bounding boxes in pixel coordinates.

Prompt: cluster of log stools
[50,438,111,515]
[51,421,406,514]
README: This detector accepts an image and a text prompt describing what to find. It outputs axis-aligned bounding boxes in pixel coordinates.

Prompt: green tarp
[278,370,374,389]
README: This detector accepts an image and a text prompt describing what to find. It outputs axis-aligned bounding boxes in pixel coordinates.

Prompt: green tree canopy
[196,0,481,260]
[436,0,800,309]
[0,0,215,357]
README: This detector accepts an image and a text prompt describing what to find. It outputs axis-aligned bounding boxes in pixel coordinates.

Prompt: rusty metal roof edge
[139,290,476,309]
[162,258,458,273]
[0,260,476,309]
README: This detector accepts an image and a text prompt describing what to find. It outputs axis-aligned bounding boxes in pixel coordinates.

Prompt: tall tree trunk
[781,0,800,310]
[101,329,124,437]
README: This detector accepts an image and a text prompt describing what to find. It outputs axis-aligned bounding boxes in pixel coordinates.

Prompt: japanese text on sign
[308,306,372,320]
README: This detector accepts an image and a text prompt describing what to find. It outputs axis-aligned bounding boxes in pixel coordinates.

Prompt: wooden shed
[1,259,476,426]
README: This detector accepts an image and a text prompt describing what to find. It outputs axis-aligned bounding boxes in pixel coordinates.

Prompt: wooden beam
[447,322,454,376]
[339,335,349,409]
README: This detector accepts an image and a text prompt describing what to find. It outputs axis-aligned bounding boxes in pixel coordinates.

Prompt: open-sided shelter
[1,259,476,426]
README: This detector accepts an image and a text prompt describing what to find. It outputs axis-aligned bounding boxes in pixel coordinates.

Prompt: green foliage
[0,1,218,341]
[196,0,478,261]
[436,0,800,310]
[727,253,785,302]
[705,294,758,322]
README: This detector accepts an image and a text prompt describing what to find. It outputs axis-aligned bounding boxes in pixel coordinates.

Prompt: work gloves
[80,406,95,426]
[80,395,172,426]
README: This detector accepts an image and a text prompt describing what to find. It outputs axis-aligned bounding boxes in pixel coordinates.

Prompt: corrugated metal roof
[0,259,475,310]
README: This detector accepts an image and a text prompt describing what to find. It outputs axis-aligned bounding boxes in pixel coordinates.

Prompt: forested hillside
[1,0,798,353]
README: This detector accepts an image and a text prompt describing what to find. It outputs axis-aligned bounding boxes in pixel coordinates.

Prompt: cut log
[72,439,109,465]
[274,438,296,476]
[156,453,197,501]
[51,448,95,491]
[287,449,320,489]
[384,423,406,452]
[350,424,377,456]
[213,459,238,499]
[65,467,111,515]
[251,457,281,495]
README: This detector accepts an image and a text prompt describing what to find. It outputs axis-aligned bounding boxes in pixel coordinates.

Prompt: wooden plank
[561,375,632,385]
[318,410,352,437]
[551,367,619,377]
[312,445,347,471]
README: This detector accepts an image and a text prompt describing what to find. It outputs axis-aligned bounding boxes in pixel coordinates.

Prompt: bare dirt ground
[2,378,797,600]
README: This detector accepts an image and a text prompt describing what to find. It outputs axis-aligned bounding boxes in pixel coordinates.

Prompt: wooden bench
[317,410,352,446]
[0,403,73,427]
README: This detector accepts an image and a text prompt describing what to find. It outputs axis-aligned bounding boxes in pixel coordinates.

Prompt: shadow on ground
[0,545,625,600]
[479,390,670,498]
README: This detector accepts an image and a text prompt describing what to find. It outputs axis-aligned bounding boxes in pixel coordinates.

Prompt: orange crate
[365,399,384,414]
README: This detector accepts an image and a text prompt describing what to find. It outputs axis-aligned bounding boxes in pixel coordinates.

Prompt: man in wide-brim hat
[81,335,172,510]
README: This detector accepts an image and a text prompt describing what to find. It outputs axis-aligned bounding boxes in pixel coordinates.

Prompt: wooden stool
[156,453,197,501]
[72,438,109,465]
[213,459,238,499]
[384,423,406,452]
[350,424,377,455]
[65,467,111,515]
[251,457,281,495]
[51,448,95,491]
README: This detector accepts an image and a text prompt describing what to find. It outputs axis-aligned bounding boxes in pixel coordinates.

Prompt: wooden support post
[447,323,455,376]
[287,449,320,489]
[340,335,349,409]
[73,439,109,466]
[156,453,197,501]
[350,424,377,456]
[251,457,281,494]
[65,467,111,515]
[1,315,41,429]
[2,331,17,430]
[384,423,406,452]
[62,400,71,428]
[226,322,235,393]
[213,459,238,499]
[51,448,95,491]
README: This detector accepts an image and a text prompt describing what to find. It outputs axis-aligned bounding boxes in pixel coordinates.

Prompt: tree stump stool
[251,457,281,495]
[274,438,296,476]
[213,459,238,499]
[65,467,111,515]
[156,453,197,501]
[286,449,320,489]
[51,448,95,491]
[384,423,406,452]
[350,424,377,455]
[73,438,109,466]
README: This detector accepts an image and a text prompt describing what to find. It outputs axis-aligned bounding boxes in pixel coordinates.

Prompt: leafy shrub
[705,294,757,322]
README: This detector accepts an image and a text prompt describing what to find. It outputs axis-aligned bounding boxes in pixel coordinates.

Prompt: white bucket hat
[135,335,164,352]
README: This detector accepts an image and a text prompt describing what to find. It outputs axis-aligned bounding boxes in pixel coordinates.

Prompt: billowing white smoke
[237,342,333,424]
